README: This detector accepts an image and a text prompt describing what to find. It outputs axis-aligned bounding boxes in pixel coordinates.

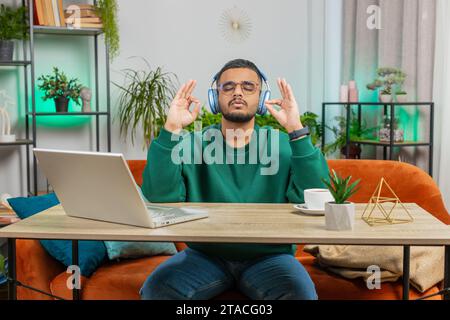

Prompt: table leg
[72,240,81,300]
[7,238,16,300]
[403,245,410,300]
[445,246,449,300]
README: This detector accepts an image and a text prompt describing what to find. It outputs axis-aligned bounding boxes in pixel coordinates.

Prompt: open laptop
[33,148,208,228]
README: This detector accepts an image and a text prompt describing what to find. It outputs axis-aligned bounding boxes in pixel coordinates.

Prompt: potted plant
[323,110,378,159]
[395,90,408,103]
[367,67,407,103]
[37,67,83,113]
[0,4,28,61]
[95,0,119,60]
[322,169,361,231]
[394,71,407,103]
[114,60,178,148]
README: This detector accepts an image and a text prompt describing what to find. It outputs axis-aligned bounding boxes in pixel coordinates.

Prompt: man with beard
[140,59,329,300]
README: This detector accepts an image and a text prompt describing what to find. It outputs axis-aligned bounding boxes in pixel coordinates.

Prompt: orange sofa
[14,160,449,300]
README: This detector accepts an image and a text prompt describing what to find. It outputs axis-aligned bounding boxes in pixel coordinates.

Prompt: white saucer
[293,204,325,216]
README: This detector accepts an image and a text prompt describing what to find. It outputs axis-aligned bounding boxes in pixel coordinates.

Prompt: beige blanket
[303,245,444,292]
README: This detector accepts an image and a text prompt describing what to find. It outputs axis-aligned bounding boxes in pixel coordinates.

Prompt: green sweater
[141,124,329,261]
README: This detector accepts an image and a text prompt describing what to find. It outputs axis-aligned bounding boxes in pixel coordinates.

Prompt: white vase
[325,202,355,231]
[396,94,408,103]
[379,94,393,103]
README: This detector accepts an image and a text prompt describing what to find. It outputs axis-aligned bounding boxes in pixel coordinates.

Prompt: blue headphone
[208,68,271,115]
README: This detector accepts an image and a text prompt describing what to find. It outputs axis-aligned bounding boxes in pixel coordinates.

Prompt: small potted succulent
[395,90,408,103]
[0,4,28,61]
[322,169,361,231]
[394,70,407,103]
[38,67,83,113]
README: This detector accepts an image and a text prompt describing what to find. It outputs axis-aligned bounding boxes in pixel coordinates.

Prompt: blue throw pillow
[7,193,107,277]
[104,241,177,260]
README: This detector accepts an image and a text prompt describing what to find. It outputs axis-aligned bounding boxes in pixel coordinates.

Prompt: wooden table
[0,203,449,300]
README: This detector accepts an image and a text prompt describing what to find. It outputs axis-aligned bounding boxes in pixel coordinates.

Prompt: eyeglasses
[217,81,260,96]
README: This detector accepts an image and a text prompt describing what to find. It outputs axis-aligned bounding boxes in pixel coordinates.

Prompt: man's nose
[232,84,244,97]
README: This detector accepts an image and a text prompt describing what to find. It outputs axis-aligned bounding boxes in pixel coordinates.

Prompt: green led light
[30,88,91,128]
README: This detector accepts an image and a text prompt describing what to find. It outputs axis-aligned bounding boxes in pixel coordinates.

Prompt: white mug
[304,189,334,210]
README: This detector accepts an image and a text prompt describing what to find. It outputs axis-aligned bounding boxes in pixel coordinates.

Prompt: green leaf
[0,4,28,41]
[96,0,120,60]
[324,170,361,204]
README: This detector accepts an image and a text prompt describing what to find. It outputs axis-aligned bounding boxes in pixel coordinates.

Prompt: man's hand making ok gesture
[164,80,201,134]
[264,78,303,133]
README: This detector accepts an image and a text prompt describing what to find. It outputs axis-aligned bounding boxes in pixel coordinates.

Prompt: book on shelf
[57,0,66,27]
[33,0,41,25]
[65,17,101,23]
[67,22,103,29]
[65,4,98,18]
[52,0,60,26]
[34,0,45,25]
[44,0,55,26]
[33,0,66,27]
[71,9,98,17]
[64,3,102,28]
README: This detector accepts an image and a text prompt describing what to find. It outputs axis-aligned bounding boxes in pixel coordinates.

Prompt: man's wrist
[164,123,182,135]
[288,126,310,141]
[286,123,303,134]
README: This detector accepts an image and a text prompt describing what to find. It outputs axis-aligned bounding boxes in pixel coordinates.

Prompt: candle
[348,81,359,102]
[340,85,349,102]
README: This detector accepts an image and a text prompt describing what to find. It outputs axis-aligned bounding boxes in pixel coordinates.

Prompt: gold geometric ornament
[362,178,414,226]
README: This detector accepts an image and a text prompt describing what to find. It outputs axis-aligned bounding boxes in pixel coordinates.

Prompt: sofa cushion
[104,241,177,260]
[300,256,441,300]
[51,255,172,300]
[49,254,441,300]
[8,193,107,277]
[7,193,59,218]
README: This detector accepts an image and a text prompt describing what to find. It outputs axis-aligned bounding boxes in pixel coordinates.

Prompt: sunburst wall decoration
[219,6,252,44]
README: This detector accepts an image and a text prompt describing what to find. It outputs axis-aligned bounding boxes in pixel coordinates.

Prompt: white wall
[0,0,342,196]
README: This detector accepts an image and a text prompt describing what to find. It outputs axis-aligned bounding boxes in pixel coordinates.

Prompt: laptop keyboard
[145,204,207,220]
[146,206,178,219]
[152,211,175,218]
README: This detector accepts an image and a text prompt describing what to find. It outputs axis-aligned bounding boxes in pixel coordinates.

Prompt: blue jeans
[140,248,318,300]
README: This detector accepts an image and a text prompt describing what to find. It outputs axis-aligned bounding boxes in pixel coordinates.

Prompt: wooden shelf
[33,25,103,36]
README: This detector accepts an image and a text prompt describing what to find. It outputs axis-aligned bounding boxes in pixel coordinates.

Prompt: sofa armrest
[16,239,65,300]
